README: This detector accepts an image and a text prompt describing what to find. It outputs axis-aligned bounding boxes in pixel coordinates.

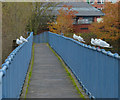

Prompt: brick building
[49,2,104,33]
[83,0,119,10]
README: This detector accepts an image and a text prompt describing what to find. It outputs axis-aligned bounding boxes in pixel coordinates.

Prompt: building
[49,2,104,33]
[83,0,108,10]
[83,0,120,10]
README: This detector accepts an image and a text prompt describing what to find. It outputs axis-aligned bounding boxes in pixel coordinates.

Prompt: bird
[94,39,101,46]
[20,36,28,42]
[98,39,112,48]
[16,38,23,45]
[73,34,85,43]
[91,38,112,48]
[73,34,79,40]
[77,36,85,43]
[91,38,95,45]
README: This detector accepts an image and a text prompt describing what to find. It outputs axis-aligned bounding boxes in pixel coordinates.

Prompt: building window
[98,8,101,10]
[80,28,88,30]
[90,0,94,4]
[101,0,104,4]
[97,0,101,4]
[73,19,77,24]
[78,17,93,24]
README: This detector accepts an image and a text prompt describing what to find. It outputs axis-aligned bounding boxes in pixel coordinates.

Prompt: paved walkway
[26,44,81,98]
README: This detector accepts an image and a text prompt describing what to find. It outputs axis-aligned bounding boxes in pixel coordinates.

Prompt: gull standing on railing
[73,34,85,43]
[20,36,28,42]
[98,39,112,48]
[73,34,79,40]
[91,38,96,46]
[16,39,23,45]
[77,36,85,43]
[91,38,112,48]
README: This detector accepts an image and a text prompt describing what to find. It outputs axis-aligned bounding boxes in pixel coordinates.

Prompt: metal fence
[48,31,120,98]
[0,32,33,99]
[1,31,119,99]
[33,31,49,43]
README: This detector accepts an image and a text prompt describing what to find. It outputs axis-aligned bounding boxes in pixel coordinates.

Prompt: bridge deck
[26,44,81,98]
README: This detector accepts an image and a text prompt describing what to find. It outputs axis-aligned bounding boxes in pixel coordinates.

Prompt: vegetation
[26,2,59,35]
[48,2,120,54]
[2,2,58,62]
[2,2,33,62]
[2,2,58,35]
[89,2,119,40]
[48,5,78,35]
[89,2,120,54]
[2,2,33,36]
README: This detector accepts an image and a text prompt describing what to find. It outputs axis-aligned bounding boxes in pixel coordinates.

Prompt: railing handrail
[0,32,33,99]
[48,31,120,59]
[48,31,120,98]
[0,32,33,75]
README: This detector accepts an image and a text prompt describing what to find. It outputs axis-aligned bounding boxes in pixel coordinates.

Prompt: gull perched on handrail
[77,36,85,43]
[73,34,79,40]
[73,34,85,43]
[91,38,112,48]
[91,38,96,46]
[16,39,23,45]
[20,36,28,42]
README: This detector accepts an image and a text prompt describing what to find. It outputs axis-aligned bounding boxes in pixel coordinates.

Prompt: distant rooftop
[48,2,104,16]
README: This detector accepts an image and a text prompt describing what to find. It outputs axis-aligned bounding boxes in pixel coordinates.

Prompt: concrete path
[26,44,81,98]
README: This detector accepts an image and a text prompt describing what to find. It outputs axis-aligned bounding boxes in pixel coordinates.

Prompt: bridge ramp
[26,44,81,98]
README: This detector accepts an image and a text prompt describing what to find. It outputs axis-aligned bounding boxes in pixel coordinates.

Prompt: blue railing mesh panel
[33,32,49,43]
[48,31,120,98]
[0,31,120,98]
[0,32,33,98]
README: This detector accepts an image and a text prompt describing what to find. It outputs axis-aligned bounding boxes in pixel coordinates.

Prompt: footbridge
[0,31,120,99]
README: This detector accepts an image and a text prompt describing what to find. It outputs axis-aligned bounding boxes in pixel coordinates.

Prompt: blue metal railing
[47,31,120,98]
[33,31,49,43]
[1,31,119,98]
[0,32,33,99]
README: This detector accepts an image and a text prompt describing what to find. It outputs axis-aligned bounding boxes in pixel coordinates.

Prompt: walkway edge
[47,43,89,99]
[20,43,35,98]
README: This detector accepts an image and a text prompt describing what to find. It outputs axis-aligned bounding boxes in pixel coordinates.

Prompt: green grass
[25,43,35,98]
[47,43,86,99]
